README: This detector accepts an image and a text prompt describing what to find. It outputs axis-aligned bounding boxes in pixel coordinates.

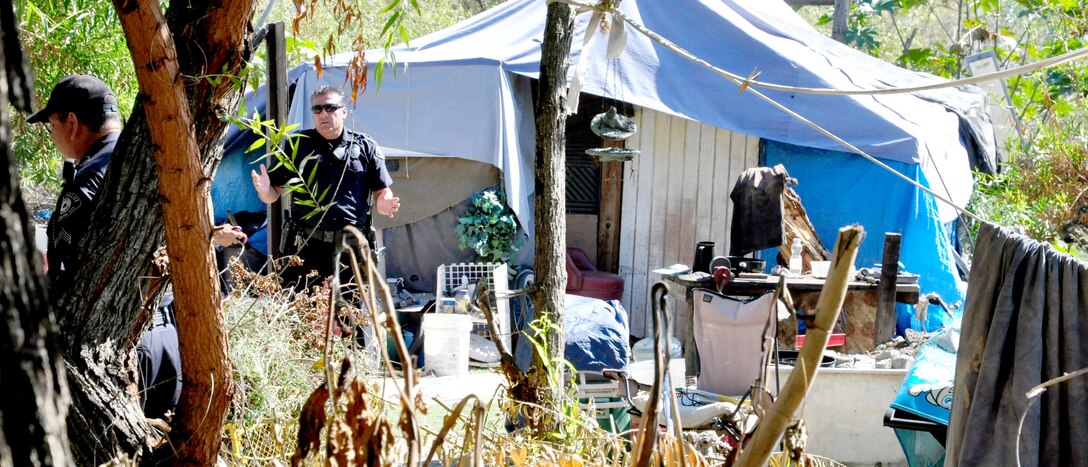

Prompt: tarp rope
[553,0,991,223]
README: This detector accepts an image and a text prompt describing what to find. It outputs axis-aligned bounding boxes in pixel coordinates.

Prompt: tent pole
[265,21,288,267]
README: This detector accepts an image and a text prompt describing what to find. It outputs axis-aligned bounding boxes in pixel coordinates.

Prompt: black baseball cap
[27,74,119,124]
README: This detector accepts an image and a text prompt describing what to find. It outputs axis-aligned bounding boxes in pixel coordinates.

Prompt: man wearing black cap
[29,74,181,420]
[27,74,122,288]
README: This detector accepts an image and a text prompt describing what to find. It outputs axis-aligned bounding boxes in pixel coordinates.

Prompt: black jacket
[47,132,117,289]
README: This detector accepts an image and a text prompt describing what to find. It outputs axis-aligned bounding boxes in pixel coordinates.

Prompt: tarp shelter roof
[288,0,992,227]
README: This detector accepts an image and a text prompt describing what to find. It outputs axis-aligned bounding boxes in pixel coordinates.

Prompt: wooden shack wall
[618,107,761,338]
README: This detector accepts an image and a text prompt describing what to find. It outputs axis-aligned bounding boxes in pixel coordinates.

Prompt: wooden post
[876,233,901,344]
[736,226,864,467]
[832,0,852,43]
[265,22,288,263]
[597,139,623,273]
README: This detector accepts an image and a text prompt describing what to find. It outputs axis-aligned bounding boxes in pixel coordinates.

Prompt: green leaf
[375,58,387,90]
[381,10,401,38]
[246,137,266,153]
[379,0,402,14]
[398,24,410,46]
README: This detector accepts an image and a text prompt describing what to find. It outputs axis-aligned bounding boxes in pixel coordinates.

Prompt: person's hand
[375,190,400,217]
[212,224,246,247]
[251,164,275,202]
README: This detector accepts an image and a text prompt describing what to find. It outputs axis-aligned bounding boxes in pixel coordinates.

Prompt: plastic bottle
[453,289,470,314]
[789,237,804,275]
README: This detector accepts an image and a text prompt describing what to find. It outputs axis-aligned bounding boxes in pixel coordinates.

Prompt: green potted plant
[454,189,522,264]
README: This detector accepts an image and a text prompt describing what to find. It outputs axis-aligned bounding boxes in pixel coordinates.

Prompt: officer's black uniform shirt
[47,132,117,287]
[268,128,392,230]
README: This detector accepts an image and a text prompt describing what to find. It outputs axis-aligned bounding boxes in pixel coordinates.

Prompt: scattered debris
[682,430,733,460]
[827,329,931,370]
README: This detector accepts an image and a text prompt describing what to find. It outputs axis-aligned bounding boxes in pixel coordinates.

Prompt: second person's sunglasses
[311,103,344,114]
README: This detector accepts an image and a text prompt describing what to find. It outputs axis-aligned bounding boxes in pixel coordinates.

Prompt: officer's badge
[57,192,81,220]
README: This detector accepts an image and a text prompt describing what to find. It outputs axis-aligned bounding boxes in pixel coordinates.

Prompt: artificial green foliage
[454,189,521,263]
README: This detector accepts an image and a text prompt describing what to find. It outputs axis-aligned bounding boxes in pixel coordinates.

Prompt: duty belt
[297,225,341,243]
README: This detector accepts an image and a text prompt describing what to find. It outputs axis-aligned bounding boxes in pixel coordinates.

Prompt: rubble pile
[829,329,929,370]
[683,430,733,460]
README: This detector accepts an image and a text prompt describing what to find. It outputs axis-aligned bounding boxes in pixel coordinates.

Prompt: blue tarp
[764,140,962,331]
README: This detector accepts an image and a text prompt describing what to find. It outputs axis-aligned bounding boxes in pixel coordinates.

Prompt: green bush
[968,118,1088,257]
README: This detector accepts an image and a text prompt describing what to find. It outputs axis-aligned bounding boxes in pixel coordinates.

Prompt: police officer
[28,74,122,289]
[28,74,181,420]
[251,86,400,291]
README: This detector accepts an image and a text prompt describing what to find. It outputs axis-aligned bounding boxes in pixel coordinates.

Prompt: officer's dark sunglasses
[311,103,344,114]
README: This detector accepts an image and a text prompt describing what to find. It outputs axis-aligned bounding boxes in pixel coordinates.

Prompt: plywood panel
[617,107,762,338]
[678,119,700,270]
[644,111,672,335]
[728,130,751,254]
[711,128,733,250]
[618,109,640,320]
[630,108,658,336]
[695,124,716,245]
[741,134,756,169]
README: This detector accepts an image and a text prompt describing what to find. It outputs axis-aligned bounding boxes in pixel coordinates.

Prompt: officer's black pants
[281,238,364,299]
[137,322,182,420]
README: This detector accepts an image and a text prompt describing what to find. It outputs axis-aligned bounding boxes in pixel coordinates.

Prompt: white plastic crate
[435,262,510,350]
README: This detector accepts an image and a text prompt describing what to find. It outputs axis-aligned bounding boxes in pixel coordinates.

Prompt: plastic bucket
[422,314,472,376]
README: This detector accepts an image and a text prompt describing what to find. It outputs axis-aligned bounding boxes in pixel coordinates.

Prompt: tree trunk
[111,0,241,464]
[528,1,573,434]
[51,0,253,463]
[832,0,851,43]
[0,1,73,463]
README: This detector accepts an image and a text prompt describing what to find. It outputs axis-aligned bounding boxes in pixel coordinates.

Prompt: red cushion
[574,271,624,301]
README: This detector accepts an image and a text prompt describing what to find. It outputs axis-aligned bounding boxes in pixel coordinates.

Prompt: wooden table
[662,272,921,377]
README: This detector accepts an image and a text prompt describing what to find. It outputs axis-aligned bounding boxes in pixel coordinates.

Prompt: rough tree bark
[0,0,73,463]
[51,0,254,464]
[528,0,574,434]
[111,0,241,463]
